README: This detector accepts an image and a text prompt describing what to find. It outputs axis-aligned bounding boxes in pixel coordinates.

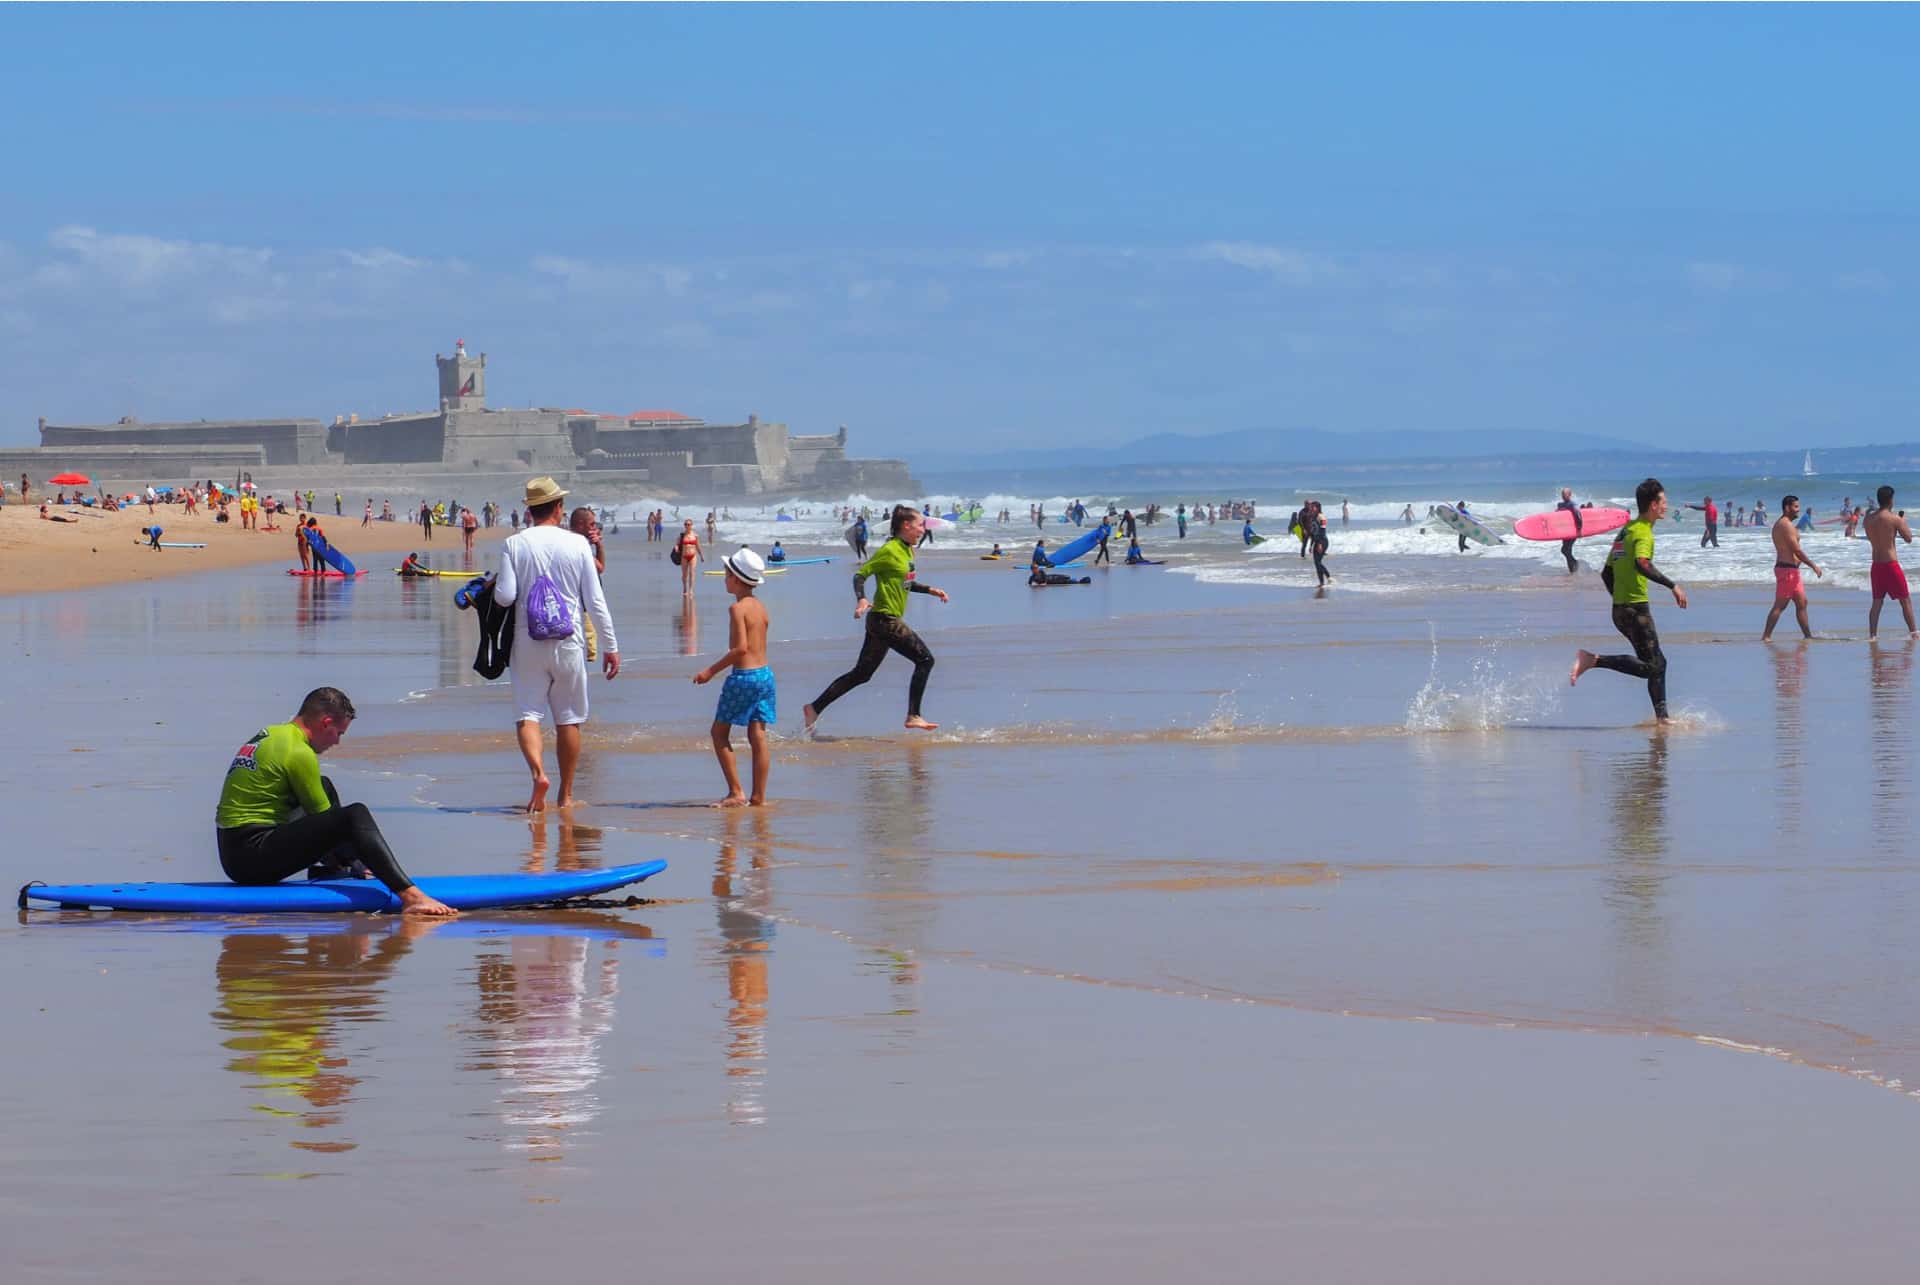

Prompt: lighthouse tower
[436,339,486,411]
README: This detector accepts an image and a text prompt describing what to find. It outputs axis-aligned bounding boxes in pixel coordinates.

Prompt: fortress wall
[441,409,575,468]
[38,420,325,466]
[0,444,268,489]
[334,414,445,465]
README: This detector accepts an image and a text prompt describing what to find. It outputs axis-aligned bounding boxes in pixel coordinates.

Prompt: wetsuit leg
[1312,540,1329,585]
[217,784,416,893]
[1561,538,1578,573]
[872,614,937,717]
[1591,603,1669,718]
[810,612,897,716]
[1458,533,1469,553]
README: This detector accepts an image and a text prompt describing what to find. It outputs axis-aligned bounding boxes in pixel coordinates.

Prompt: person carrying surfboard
[215,687,455,916]
[803,505,949,734]
[1556,488,1583,574]
[1571,478,1687,723]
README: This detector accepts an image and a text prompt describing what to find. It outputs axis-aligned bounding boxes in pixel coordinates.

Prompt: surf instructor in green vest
[216,687,456,915]
[1570,478,1687,724]
[804,505,950,733]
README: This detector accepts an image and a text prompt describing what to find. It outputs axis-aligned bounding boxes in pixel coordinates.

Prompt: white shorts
[510,638,590,726]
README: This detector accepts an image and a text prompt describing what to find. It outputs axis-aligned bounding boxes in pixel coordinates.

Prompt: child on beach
[693,548,774,807]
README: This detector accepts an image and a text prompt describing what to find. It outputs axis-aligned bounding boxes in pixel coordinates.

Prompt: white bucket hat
[722,547,766,586]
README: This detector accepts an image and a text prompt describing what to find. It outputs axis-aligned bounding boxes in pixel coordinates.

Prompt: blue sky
[2,4,1915,454]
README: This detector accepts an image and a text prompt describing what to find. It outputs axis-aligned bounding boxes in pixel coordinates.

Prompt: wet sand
[6,528,1920,1281]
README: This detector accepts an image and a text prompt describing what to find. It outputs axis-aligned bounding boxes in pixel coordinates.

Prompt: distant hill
[915,436,1920,494]
[912,427,1650,473]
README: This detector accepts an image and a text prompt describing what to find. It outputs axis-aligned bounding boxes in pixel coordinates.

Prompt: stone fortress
[11,342,917,497]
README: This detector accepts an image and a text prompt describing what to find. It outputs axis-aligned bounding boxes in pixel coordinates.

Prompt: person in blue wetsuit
[1125,536,1162,565]
[768,541,787,564]
[1243,519,1259,547]
[1176,504,1187,539]
[143,524,164,551]
[1032,538,1053,568]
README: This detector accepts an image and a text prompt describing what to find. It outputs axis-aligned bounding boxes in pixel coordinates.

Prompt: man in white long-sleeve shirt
[492,476,621,812]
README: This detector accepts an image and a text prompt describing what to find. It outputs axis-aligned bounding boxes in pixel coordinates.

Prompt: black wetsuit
[217,778,414,890]
[1557,498,1583,574]
[812,611,938,719]
[1300,512,1330,585]
[1592,603,1668,720]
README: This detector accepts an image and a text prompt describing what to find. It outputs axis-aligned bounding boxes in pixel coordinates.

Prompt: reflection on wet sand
[1603,733,1673,1019]
[212,920,435,1157]
[464,926,627,1163]
[675,594,698,657]
[713,806,774,1125]
[1868,640,1914,847]
[524,817,606,874]
[1769,642,1808,840]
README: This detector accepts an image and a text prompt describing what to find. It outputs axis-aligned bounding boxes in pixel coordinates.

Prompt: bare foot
[802,703,818,736]
[526,774,550,813]
[1569,650,1597,687]
[554,792,576,809]
[398,887,458,917]
[904,715,940,731]
[710,794,748,809]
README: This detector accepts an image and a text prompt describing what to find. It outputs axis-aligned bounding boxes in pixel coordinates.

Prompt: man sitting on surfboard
[215,687,455,916]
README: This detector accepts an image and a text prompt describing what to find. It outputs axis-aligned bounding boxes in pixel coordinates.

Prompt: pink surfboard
[1512,506,1631,542]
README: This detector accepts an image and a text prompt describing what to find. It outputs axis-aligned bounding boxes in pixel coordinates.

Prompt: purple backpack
[523,556,575,642]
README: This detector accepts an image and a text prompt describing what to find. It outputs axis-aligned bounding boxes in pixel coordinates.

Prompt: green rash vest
[854,538,917,618]
[1606,518,1656,605]
[216,723,331,829]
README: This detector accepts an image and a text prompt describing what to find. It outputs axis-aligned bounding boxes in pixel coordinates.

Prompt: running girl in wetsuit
[214,687,454,915]
[804,506,950,732]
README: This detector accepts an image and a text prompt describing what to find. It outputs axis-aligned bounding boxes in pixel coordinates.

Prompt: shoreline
[0,505,506,597]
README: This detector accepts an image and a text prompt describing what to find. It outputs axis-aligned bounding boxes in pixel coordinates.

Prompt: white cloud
[1195,241,1334,284]
[1685,260,1785,292]
[43,225,274,288]
[340,247,426,272]
[1833,269,1893,294]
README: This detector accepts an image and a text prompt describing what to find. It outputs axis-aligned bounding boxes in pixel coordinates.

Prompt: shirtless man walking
[1763,494,1823,641]
[1864,485,1917,639]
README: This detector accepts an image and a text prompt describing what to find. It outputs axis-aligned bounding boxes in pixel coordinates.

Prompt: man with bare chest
[1763,494,1823,641]
[1865,485,1917,640]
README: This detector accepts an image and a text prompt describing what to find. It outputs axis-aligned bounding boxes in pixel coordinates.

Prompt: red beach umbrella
[47,471,92,486]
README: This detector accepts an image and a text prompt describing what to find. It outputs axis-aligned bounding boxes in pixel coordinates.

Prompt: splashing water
[1404,624,1564,732]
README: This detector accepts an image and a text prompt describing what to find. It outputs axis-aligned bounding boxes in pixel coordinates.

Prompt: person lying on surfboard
[215,687,455,916]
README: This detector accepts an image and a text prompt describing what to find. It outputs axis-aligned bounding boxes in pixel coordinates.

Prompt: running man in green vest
[1571,478,1688,723]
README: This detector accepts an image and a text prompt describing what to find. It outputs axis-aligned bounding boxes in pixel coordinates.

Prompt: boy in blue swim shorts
[693,548,774,806]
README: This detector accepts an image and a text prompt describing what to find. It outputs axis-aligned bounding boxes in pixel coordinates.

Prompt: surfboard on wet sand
[20,859,669,913]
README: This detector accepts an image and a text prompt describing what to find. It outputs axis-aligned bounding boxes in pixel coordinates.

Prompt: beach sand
[0,504,504,597]
[6,523,1920,1281]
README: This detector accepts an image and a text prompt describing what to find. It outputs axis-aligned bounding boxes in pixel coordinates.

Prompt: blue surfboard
[1045,524,1110,566]
[20,859,668,914]
[767,557,833,566]
[303,527,359,576]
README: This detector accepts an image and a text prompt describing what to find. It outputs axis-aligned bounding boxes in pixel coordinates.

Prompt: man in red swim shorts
[1864,485,1917,640]
[1763,494,1823,641]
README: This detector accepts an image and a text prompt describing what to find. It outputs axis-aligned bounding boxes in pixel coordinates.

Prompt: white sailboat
[1803,450,1817,477]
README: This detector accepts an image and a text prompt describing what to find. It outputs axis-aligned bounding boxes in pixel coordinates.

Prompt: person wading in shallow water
[804,505,950,734]
[1571,477,1687,724]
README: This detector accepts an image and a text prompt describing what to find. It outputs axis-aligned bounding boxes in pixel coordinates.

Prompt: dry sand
[0,504,504,596]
